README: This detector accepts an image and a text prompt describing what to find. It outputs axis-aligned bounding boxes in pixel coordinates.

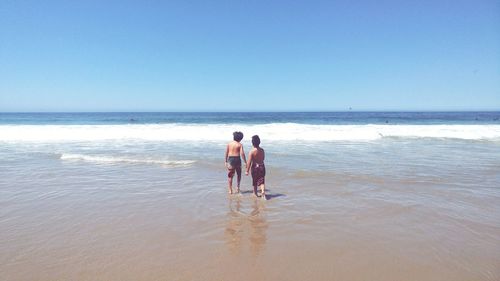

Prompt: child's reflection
[225,196,268,256]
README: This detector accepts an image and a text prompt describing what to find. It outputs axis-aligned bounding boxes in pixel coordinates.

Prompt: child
[225,131,246,194]
[245,135,266,199]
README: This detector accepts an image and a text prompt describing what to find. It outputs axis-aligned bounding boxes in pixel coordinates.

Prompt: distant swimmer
[225,131,246,194]
[246,135,266,200]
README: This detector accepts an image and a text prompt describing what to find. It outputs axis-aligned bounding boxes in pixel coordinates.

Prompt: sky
[0,0,499,112]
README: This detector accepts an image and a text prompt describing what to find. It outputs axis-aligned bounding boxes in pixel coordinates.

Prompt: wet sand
[1,156,499,281]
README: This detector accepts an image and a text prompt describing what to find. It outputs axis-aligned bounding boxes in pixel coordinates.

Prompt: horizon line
[1,110,500,114]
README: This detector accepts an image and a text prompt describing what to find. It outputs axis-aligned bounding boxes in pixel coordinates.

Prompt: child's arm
[245,151,253,175]
[240,145,247,166]
[224,144,229,166]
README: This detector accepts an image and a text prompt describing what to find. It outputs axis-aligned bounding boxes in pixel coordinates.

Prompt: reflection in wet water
[225,196,268,256]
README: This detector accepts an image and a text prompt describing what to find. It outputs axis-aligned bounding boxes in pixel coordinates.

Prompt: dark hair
[233,131,243,142]
[252,135,260,147]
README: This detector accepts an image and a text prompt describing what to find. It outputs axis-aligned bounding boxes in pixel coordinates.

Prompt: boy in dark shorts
[245,135,266,199]
[225,131,246,194]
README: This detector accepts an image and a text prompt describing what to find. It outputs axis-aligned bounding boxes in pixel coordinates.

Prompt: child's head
[233,131,244,142]
[252,135,260,147]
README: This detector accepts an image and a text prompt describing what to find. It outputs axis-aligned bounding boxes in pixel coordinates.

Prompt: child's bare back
[249,147,265,164]
[226,141,243,157]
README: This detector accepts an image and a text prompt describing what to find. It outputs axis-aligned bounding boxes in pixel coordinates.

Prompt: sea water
[1,112,499,280]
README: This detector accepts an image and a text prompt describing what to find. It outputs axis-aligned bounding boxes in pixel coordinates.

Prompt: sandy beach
[1,116,499,280]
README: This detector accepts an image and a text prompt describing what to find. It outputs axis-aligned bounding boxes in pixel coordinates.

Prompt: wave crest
[1,124,500,142]
[60,153,195,167]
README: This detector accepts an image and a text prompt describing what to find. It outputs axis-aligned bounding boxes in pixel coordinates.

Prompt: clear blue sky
[1,0,499,112]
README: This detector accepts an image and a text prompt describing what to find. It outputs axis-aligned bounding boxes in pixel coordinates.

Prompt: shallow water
[1,137,499,281]
[1,113,500,280]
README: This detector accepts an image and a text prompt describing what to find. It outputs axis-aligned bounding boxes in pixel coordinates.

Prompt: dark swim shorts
[251,163,266,186]
[227,156,241,169]
[227,156,242,177]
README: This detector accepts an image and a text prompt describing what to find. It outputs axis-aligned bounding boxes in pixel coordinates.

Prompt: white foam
[1,124,499,142]
[60,153,195,166]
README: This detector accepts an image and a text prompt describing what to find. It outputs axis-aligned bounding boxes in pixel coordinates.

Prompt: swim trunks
[251,163,265,186]
[227,156,241,169]
[227,156,242,177]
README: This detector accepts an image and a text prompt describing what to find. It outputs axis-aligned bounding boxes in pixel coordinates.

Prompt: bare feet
[236,187,240,194]
[261,193,267,200]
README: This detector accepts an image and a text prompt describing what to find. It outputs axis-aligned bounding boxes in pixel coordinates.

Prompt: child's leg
[235,167,242,193]
[228,169,235,194]
[260,184,266,199]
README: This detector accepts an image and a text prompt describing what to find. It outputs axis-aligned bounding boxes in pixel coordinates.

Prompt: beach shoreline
[1,112,499,280]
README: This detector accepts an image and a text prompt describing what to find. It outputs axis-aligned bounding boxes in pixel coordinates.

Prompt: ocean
[1,112,499,280]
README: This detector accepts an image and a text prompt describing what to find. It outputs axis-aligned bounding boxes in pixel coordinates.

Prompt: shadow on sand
[264,193,285,200]
[237,189,286,200]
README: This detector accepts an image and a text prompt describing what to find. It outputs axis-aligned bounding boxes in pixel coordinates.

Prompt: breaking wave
[1,124,500,142]
[60,153,195,166]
